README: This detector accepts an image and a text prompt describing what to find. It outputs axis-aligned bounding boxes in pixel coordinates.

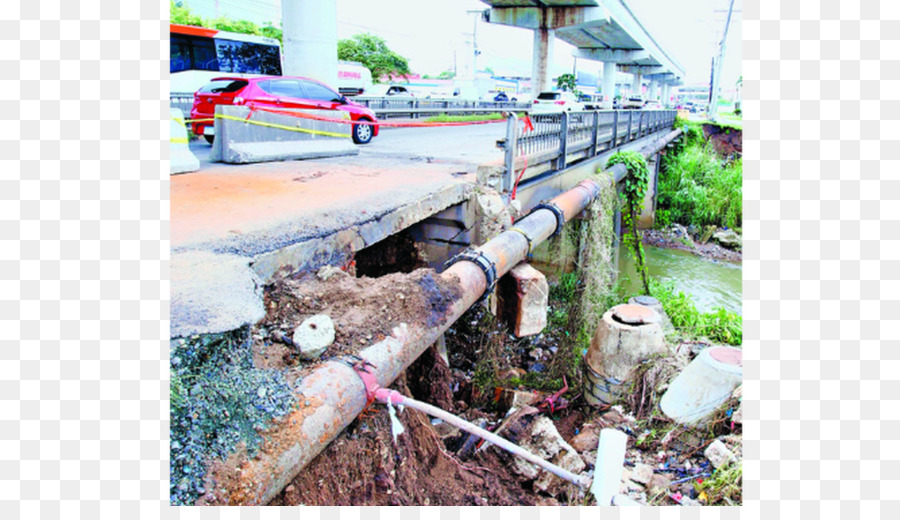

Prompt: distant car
[364,84,415,98]
[622,96,645,109]
[493,92,509,102]
[531,91,585,113]
[579,93,605,110]
[643,100,662,110]
[190,76,380,145]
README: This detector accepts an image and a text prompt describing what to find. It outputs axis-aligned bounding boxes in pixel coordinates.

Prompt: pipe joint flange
[529,201,566,237]
[444,248,498,303]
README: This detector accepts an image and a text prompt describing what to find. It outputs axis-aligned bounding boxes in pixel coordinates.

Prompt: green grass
[658,126,742,230]
[697,462,742,505]
[650,279,742,345]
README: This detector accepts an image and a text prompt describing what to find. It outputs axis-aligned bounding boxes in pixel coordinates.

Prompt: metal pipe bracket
[442,248,498,303]
[528,201,566,237]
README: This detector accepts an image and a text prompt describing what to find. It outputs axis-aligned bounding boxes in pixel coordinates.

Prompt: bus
[170,24,372,97]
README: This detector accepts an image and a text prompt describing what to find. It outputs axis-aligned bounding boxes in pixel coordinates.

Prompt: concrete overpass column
[282,0,338,87]
[649,80,658,101]
[532,27,555,94]
[661,84,670,107]
[632,73,642,97]
[601,61,617,109]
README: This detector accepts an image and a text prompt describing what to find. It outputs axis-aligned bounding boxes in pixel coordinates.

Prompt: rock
[601,409,626,424]
[430,418,458,438]
[704,439,737,469]
[292,314,336,360]
[316,265,345,281]
[496,389,540,410]
[699,225,716,244]
[581,450,596,468]
[630,463,653,484]
[500,367,527,380]
[529,347,545,360]
[535,496,559,506]
[570,427,600,452]
[712,228,741,250]
[497,263,549,338]
[647,473,671,494]
[686,225,700,239]
[534,449,586,496]
[732,402,743,424]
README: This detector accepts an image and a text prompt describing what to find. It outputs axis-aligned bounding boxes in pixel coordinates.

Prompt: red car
[190,76,380,144]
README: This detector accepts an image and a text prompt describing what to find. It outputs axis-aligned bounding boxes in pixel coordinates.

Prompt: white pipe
[375,388,591,488]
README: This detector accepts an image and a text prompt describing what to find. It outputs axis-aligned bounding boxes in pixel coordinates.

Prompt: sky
[179,0,741,91]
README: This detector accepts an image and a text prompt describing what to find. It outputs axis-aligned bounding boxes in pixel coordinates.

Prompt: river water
[617,245,742,315]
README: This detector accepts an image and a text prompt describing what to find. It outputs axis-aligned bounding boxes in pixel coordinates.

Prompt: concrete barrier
[209,105,359,164]
[170,108,200,174]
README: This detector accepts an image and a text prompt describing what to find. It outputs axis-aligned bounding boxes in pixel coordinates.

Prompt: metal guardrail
[171,93,194,116]
[170,94,530,120]
[354,97,531,119]
[500,109,678,192]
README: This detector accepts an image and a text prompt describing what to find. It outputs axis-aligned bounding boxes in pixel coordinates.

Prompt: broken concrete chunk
[316,265,346,281]
[497,262,549,338]
[647,473,671,494]
[704,439,737,469]
[569,427,600,453]
[492,407,584,497]
[497,389,540,411]
[630,463,653,484]
[292,314,336,360]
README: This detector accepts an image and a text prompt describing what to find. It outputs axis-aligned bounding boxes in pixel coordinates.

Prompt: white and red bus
[170,24,372,97]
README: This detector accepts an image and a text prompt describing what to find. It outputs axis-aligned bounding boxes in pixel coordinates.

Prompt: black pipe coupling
[528,201,566,237]
[443,248,498,303]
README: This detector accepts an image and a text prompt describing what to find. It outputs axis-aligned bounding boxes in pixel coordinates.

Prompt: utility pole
[707,0,735,122]
[466,10,482,75]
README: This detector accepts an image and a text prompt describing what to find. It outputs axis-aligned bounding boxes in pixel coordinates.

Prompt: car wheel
[352,121,373,144]
[204,135,214,145]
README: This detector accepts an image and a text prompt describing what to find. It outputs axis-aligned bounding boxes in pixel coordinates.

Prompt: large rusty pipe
[203,127,682,506]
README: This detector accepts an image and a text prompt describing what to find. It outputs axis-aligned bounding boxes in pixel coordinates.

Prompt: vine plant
[607,151,651,295]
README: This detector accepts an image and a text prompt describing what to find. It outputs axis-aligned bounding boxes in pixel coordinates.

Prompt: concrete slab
[170,250,265,338]
[170,156,476,337]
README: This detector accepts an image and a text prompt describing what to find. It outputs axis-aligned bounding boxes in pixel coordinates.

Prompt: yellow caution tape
[214,113,351,138]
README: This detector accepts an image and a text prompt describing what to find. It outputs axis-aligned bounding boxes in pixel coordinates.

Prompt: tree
[556,73,577,92]
[170,1,283,43]
[437,70,455,79]
[338,33,410,83]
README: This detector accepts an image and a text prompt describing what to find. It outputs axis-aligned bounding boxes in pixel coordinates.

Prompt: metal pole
[611,110,618,147]
[590,111,599,157]
[558,112,569,170]
[504,112,518,193]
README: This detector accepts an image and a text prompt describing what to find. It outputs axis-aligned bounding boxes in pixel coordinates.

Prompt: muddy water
[618,245,742,315]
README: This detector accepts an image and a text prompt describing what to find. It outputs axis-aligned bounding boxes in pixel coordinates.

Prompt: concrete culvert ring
[584,304,666,406]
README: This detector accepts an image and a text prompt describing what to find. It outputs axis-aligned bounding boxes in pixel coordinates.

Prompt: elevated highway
[482,0,685,107]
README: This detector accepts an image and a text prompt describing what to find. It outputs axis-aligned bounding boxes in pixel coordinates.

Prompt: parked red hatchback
[190,76,380,144]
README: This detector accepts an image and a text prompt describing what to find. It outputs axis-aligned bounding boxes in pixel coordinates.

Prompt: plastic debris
[386,398,405,444]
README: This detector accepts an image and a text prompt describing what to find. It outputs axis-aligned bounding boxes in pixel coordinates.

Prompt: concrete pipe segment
[198,128,683,506]
[584,304,667,406]
[659,346,743,425]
